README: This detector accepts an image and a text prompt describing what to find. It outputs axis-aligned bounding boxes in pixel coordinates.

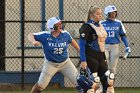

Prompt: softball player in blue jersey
[79,6,113,93]
[99,5,131,93]
[28,17,81,93]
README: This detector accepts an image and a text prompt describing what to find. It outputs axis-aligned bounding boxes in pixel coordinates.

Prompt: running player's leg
[60,58,86,93]
[31,61,58,93]
[60,58,78,84]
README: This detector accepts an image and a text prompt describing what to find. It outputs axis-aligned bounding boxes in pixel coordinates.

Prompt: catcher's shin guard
[108,73,115,87]
[105,71,115,93]
[77,68,94,91]
[106,86,114,93]
[87,89,95,93]
[95,84,102,93]
[91,73,100,91]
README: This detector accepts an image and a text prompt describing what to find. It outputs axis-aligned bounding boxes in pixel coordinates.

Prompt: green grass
[0,88,139,93]
[115,88,140,93]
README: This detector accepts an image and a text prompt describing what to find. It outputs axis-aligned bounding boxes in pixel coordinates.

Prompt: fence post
[41,0,46,31]
[0,0,5,71]
[59,0,64,20]
[20,0,25,90]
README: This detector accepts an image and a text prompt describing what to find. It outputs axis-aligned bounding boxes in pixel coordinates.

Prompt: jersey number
[54,48,63,54]
[108,31,115,37]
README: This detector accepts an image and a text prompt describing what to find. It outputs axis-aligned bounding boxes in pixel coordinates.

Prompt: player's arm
[79,24,91,69]
[28,33,40,46]
[79,38,87,69]
[71,39,80,53]
[71,39,87,69]
[119,21,131,53]
[121,35,129,49]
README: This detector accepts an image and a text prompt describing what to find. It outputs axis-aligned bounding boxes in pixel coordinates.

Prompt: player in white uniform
[28,17,81,93]
[99,5,131,93]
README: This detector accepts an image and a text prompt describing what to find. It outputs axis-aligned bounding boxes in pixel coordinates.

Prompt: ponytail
[86,6,101,22]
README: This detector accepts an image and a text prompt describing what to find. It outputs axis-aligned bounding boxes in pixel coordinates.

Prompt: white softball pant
[37,58,78,89]
[105,44,119,74]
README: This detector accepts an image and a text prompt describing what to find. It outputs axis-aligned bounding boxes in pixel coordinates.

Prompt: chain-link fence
[0,0,140,90]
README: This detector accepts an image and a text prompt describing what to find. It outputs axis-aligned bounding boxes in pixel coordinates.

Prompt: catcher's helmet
[104,5,117,17]
[77,68,94,90]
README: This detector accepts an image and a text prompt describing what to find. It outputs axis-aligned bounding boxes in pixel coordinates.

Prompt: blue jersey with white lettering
[100,19,126,44]
[33,31,72,63]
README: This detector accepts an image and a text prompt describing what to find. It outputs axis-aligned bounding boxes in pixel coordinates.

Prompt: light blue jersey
[33,31,72,63]
[100,19,126,44]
